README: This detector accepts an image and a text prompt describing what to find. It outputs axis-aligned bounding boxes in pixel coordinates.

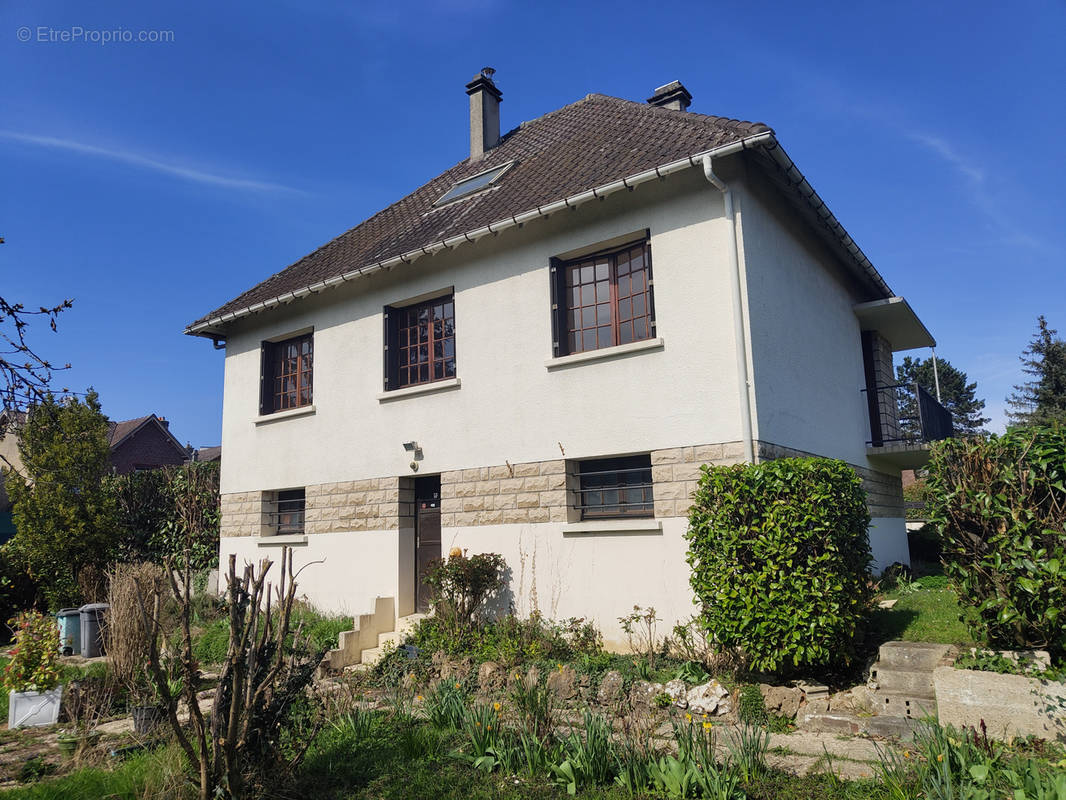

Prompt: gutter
[186,130,893,337]
[185,133,774,337]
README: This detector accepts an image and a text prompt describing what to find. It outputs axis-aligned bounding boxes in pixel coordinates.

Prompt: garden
[0,426,1062,798]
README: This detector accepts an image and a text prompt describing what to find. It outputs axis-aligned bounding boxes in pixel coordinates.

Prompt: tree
[3,390,119,607]
[0,239,73,429]
[1006,316,1066,427]
[896,355,990,436]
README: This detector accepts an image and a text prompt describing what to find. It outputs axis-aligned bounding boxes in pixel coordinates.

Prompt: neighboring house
[191,445,222,464]
[0,412,191,526]
[107,415,191,475]
[186,73,951,647]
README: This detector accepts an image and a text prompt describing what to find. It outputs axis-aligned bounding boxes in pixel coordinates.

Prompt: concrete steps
[867,641,955,720]
[358,612,427,666]
[321,596,396,672]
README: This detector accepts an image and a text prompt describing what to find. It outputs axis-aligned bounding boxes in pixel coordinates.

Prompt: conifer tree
[1006,316,1066,427]
[896,355,989,436]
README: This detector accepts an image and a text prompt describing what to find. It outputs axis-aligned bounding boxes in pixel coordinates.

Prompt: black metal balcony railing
[863,382,953,447]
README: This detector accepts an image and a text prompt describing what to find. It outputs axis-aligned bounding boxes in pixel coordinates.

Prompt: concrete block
[877,641,955,672]
[933,666,1066,742]
[651,448,684,465]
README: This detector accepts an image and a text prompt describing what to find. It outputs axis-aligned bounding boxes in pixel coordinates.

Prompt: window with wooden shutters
[384,294,456,390]
[551,239,654,357]
[260,332,313,414]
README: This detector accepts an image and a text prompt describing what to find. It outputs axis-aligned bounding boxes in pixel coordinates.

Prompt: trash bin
[56,608,80,656]
[78,603,109,659]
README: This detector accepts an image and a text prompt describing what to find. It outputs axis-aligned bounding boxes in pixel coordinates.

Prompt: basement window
[434,162,514,206]
[264,489,305,536]
[575,455,654,519]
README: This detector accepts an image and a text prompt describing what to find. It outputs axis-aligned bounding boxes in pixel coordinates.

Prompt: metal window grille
[576,456,653,519]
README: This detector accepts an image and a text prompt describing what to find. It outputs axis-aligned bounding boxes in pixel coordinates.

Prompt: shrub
[3,611,61,692]
[926,426,1066,657]
[685,457,874,673]
[421,550,506,629]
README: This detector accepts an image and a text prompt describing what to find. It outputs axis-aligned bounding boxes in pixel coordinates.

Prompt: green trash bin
[56,608,80,656]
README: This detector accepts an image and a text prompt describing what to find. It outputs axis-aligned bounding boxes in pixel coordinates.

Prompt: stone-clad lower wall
[439,460,569,527]
[219,439,902,536]
[220,478,406,537]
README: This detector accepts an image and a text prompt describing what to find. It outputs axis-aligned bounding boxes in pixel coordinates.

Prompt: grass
[0,744,189,799]
[869,575,976,647]
[192,602,353,665]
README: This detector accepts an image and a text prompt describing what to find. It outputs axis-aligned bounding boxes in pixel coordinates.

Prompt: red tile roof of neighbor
[187,90,891,334]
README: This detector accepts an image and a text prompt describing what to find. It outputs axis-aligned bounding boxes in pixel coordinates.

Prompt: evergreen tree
[3,390,118,607]
[1006,316,1066,427]
[896,355,989,436]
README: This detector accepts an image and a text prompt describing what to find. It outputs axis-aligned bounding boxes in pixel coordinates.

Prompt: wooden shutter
[382,305,399,391]
[259,341,274,415]
[549,257,568,358]
[643,236,657,335]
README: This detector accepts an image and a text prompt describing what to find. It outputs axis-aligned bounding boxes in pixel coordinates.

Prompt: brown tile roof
[189,94,772,329]
[107,415,154,447]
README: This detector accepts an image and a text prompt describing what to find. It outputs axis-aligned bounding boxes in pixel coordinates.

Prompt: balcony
[864,382,953,468]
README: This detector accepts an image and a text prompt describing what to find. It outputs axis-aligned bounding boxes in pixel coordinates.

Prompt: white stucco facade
[214,160,913,647]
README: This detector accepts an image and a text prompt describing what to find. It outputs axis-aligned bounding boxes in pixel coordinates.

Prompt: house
[186,73,951,649]
[106,415,191,475]
[0,411,193,539]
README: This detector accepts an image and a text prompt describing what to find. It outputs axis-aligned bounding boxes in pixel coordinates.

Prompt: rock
[828,686,875,714]
[760,684,803,719]
[547,665,577,701]
[435,652,473,682]
[598,670,625,704]
[716,695,734,716]
[664,679,688,707]
[478,661,504,692]
[629,680,664,709]
[686,680,730,715]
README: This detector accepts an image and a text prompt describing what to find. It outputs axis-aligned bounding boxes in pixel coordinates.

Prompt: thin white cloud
[0,129,300,194]
[906,133,985,184]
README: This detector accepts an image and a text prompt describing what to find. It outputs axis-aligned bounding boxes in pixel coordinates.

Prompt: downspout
[703,155,755,464]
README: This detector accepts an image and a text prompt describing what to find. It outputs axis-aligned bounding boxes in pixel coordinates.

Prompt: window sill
[545,337,664,370]
[255,534,308,547]
[254,405,316,425]
[561,519,663,536]
[378,377,461,403]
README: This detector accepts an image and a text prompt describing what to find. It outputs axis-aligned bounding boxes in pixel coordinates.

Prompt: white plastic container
[8,686,63,728]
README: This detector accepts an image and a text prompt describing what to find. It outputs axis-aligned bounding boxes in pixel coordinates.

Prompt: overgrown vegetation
[2,611,61,693]
[422,550,507,631]
[110,462,221,570]
[3,391,118,607]
[926,425,1066,658]
[686,458,875,673]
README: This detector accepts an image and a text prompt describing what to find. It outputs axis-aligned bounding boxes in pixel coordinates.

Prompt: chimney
[647,80,692,112]
[465,67,502,161]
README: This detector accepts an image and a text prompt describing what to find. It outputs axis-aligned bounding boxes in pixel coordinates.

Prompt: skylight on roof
[434,161,514,206]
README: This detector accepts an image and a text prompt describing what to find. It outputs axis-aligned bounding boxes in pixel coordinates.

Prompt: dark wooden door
[415,477,441,613]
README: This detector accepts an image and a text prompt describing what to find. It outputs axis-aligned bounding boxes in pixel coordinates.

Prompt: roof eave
[185,129,894,336]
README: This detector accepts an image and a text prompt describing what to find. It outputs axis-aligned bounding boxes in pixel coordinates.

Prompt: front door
[414,476,441,614]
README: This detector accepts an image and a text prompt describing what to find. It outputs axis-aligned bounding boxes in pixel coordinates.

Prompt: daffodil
[703,722,712,731]
[685,713,692,722]
[455,682,461,689]
[493,702,501,712]
[937,753,944,762]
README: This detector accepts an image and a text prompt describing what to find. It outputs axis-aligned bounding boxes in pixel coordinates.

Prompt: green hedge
[685,457,874,673]
[927,426,1066,657]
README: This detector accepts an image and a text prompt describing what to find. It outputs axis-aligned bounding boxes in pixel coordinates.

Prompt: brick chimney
[647,80,692,112]
[465,68,502,161]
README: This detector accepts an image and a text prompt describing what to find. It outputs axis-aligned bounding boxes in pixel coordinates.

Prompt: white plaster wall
[218,171,742,495]
[219,530,400,617]
[737,183,872,467]
[443,520,695,650]
[869,517,910,572]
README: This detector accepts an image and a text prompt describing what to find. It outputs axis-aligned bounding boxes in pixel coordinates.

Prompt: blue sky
[2,0,1063,447]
